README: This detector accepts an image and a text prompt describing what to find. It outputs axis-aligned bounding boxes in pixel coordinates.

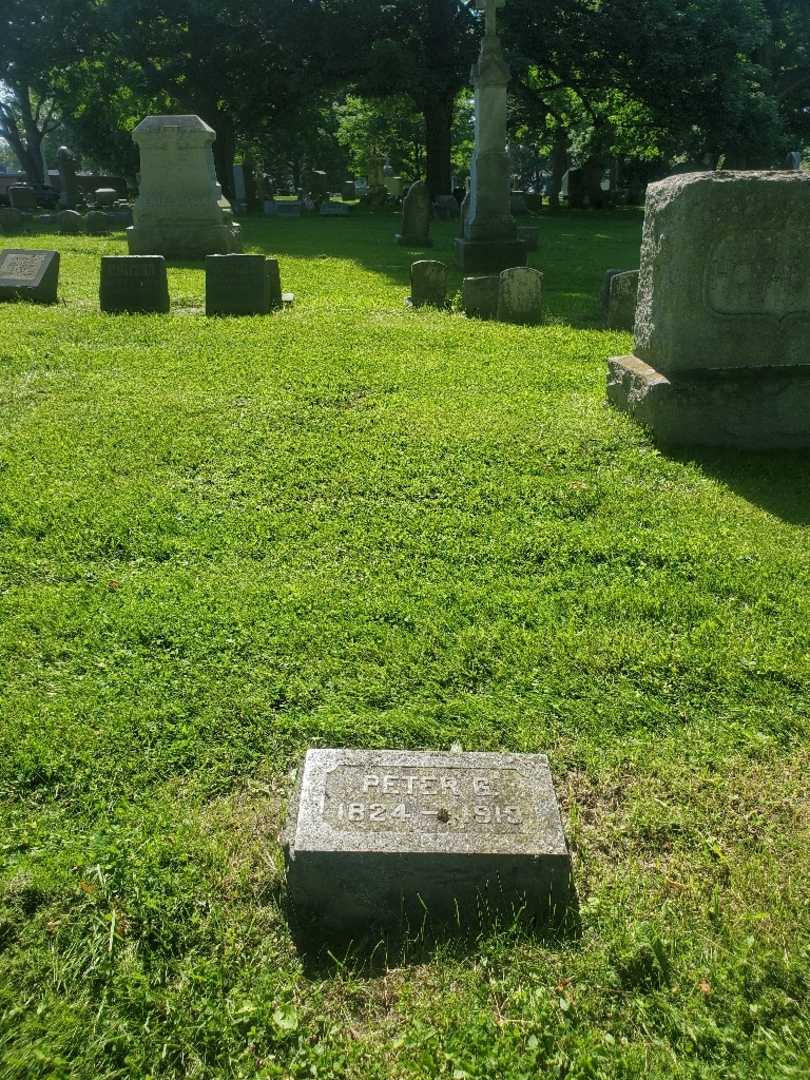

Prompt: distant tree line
[1,0,808,200]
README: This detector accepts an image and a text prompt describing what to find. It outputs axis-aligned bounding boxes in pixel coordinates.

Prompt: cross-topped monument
[475,0,507,37]
[457,0,527,273]
[476,0,506,38]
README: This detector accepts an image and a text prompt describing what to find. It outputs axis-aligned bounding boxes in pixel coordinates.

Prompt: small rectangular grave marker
[205,253,271,315]
[0,248,59,303]
[100,255,170,314]
[284,749,572,929]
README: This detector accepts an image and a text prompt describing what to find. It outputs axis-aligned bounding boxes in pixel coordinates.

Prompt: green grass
[1,208,808,1079]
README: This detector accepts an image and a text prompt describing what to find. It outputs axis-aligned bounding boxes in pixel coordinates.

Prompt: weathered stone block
[607,355,810,448]
[607,270,639,331]
[599,268,633,317]
[94,188,117,207]
[396,181,432,247]
[284,749,572,929]
[462,274,500,320]
[497,266,543,325]
[57,210,82,234]
[0,208,26,234]
[8,186,37,211]
[0,249,59,304]
[635,170,810,373]
[85,210,112,235]
[100,255,170,314]
[205,254,271,316]
[455,237,527,275]
[410,260,447,309]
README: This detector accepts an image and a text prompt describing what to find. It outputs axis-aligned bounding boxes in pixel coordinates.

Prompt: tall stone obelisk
[456,0,527,275]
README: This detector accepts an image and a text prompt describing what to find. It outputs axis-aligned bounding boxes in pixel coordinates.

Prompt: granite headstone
[205,254,272,315]
[0,208,25,235]
[497,266,544,325]
[99,255,170,313]
[284,748,572,929]
[9,186,37,212]
[57,209,82,234]
[127,114,241,258]
[608,170,810,447]
[606,270,639,331]
[0,249,59,303]
[396,180,432,247]
[463,274,500,320]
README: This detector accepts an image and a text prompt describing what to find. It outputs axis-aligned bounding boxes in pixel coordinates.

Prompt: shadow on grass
[673,448,810,525]
[285,892,582,979]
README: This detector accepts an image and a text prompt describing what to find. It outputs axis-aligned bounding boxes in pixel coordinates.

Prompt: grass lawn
[0,208,808,1079]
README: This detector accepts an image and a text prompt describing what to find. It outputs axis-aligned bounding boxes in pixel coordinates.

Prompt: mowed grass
[0,208,808,1079]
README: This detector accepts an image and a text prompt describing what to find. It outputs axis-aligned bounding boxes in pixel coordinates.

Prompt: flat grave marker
[0,249,59,303]
[284,748,572,930]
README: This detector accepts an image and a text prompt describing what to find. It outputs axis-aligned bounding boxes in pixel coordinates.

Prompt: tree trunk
[208,110,236,200]
[423,94,454,198]
[548,131,568,209]
[0,86,46,183]
[242,153,259,212]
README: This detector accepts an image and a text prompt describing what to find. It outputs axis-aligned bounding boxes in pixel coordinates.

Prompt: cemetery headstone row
[406,259,544,325]
[97,254,292,315]
[461,267,544,325]
[0,208,133,236]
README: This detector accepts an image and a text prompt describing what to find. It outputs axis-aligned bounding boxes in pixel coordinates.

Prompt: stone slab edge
[607,354,810,449]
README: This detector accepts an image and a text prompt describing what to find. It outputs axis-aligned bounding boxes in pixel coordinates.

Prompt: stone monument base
[607,355,810,449]
[396,234,432,248]
[455,237,527,275]
[284,748,573,932]
[126,221,241,259]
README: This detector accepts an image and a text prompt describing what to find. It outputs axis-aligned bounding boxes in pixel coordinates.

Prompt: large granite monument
[608,171,810,448]
[127,115,241,259]
[284,748,572,930]
[455,0,527,275]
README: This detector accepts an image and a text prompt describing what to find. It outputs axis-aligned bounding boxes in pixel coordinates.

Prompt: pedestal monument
[608,171,810,448]
[127,115,241,259]
[456,0,527,275]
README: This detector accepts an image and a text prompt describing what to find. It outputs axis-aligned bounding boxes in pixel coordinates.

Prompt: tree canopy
[1,0,808,195]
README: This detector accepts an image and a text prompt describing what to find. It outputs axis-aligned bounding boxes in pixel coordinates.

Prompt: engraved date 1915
[330,802,523,825]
